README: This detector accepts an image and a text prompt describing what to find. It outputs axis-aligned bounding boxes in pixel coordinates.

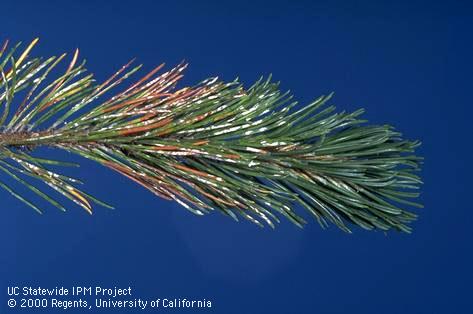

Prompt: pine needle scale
[0,39,423,232]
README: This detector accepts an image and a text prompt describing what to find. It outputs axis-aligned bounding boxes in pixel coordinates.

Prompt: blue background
[1,1,472,313]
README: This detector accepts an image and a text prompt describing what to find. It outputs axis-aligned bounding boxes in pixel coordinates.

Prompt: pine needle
[0,39,423,232]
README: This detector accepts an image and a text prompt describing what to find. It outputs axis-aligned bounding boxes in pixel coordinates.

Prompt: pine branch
[0,39,423,232]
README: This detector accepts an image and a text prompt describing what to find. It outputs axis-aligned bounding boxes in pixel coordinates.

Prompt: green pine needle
[0,38,423,232]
